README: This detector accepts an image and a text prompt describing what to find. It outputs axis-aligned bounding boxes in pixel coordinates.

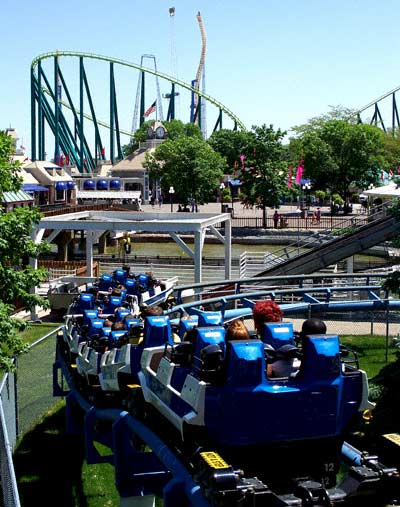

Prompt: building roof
[24,161,73,185]
[111,146,155,174]
[18,168,41,185]
[1,190,34,203]
[363,183,400,198]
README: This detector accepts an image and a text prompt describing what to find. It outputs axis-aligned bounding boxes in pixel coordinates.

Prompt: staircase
[240,205,400,278]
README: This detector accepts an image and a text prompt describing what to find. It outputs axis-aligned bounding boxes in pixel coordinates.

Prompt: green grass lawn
[13,332,399,506]
[340,334,398,380]
[19,321,63,345]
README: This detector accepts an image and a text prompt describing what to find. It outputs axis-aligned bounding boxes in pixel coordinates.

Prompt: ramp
[256,215,400,277]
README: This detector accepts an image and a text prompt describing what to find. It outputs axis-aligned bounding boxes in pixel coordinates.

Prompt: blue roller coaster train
[53,267,400,506]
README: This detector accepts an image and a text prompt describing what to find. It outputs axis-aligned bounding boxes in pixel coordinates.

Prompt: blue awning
[110,179,121,189]
[56,181,68,191]
[67,181,75,189]
[22,184,49,192]
[83,179,96,189]
[97,179,108,190]
[228,179,241,186]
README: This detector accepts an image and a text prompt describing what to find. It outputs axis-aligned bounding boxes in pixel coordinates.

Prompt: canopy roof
[363,183,400,198]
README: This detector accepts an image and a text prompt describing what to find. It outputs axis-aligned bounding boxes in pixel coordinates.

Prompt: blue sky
[2,0,400,156]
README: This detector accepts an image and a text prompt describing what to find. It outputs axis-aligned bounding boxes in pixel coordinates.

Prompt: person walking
[273,210,279,229]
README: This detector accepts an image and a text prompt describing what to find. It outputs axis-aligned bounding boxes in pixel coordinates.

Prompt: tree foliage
[0,131,49,371]
[143,136,225,206]
[289,119,386,197]
[207,129,252,172]
[237,125,288,227]
[123,120,202,156]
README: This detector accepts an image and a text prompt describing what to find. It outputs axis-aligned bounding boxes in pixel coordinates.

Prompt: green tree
[237,124,288,228]
[207,129,252,172]
[290,119,386,200]
[0,131,49,370]
[382,130,400,173]
[144,136,225,206]
[123,120,202,156]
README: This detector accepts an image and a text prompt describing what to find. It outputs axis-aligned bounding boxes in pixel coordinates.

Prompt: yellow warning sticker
[383,433,400,446]
[200,451,230,470]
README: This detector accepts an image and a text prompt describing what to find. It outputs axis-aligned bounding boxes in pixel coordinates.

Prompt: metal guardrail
[238,203,395,278]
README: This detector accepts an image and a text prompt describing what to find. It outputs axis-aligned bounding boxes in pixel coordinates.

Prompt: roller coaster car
[139,329,374,488]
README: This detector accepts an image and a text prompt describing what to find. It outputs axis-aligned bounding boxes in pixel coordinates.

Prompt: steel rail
[31,51,246,131]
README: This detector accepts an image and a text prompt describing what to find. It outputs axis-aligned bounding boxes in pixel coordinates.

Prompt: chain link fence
[0,327,61,507]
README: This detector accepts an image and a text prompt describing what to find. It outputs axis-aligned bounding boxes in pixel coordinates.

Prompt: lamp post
[295,207,302,255]
[302,182,311,211]
[219,183,225,212]
[168,186,175,212]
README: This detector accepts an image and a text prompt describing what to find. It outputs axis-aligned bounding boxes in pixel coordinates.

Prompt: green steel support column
[139,71,145,126]
[38,61,43,160]
[79,57,84,172]
[41,111,45,160]
[39,67,82,166]
[112,82,122,160]
[392,93,400,134]
[54,56,59,163]
[30,68,36,161]
[198,96,202,131]
[110,62,115,164]
[213,109,223,132]
[171,82,175,120]
[82,66,105,161]
[193,98,201,128]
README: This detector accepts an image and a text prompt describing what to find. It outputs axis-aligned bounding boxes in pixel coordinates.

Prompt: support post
[194,230,202,284]
[54,56,59,163]
[224,217,232,280]
[86,231,94,277]
[38,60,43,160]
[80,57,84,172]
[30,67,36,161]
[139,71,145,127]
[110,62,115,164]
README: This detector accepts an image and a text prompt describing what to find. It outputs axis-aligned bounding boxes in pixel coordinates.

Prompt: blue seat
[83,309,98,325]
[115,308,130,322]
[113,269,127,285]
[98,274,113,291]
[192,326,226,381]
[109,330,128,348]
[143,315,172,347]
[125,279,138,296]
[225,340,265,387]
[88,318,105,336]
[101,296,123,314]
[179,317,198,339]
[76,293,94,311]
[197,311,223,327]
[125,318,142,330]
[262,322,294,349]
[300,334,341,380]
[137,273,150,291]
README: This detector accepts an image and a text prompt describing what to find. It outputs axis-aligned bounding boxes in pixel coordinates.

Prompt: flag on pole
[287,165,293,188]
[295,160,304,185]
[144,100,157,117]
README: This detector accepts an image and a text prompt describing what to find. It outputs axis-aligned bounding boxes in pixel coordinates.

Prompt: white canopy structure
[363,183,400,198]
[32,210,232,284]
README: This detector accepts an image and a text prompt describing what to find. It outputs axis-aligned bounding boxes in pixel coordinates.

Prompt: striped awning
[1,190,34,203]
